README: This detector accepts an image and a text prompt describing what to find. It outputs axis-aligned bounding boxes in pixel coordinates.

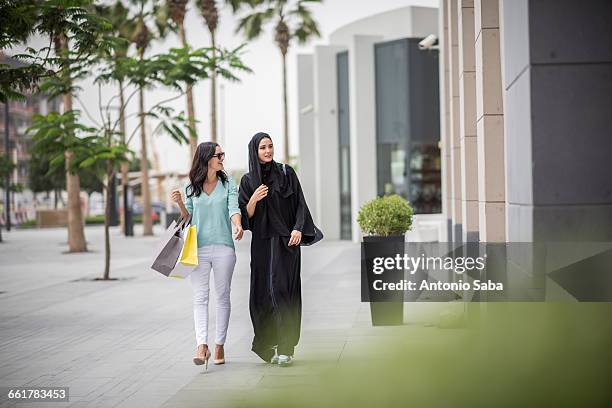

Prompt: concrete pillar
[440,0,452,242]
[458,0,479,242]
[447,0,463,242]
[296,54,317,222]
[500,0,612,242]
[348,35,382,242]
[475,0,505,242]
[312,45,345,240]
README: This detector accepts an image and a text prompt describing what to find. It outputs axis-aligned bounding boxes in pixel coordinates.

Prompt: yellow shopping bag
[178,224,198,266]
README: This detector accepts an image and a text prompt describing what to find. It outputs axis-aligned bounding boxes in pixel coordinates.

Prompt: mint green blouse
[184,177,240,249]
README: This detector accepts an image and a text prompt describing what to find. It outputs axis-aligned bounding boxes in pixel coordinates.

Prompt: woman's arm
[170,189,190,218]
[227,178,243,240]
[246,185,269,217]
[231,213,243,240]
[246,197,257,218]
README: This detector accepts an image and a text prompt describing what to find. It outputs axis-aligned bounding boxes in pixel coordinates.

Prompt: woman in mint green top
[184,172,241,249]
[171,142,243,369]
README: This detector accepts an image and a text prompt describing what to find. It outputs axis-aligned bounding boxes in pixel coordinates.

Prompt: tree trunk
[281,51,289,163]
[210,30,217,143]
[103,160,112,279]
[119,80,129,234]
[179,23,198,158]
[64,92,87,252]
[56,33,87,253]
[139,50,153,236]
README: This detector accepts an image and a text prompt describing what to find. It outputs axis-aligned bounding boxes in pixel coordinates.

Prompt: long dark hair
[187,142,228,198]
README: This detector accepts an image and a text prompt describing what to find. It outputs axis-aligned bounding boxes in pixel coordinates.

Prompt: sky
[17,0,439,174]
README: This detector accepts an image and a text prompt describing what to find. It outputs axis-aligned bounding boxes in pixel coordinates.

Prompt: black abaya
[239,134,319,361]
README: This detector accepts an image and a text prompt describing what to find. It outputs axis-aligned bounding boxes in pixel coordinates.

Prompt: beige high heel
[214,344,225,365]
[193,344,211,369]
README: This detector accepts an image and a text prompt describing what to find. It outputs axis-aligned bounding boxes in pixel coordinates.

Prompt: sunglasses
[212,152,226,159]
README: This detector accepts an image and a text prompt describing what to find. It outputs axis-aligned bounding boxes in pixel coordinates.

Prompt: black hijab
[241,132,323,244]
[247,132,286,193]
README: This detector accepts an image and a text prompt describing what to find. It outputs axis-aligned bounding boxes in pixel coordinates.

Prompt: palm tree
[132,15,153,236]
[29,0,100,252]
[232,0,321,162]
[94,1,136,235]
[167,0,199,157]
[8,0,121,253]
[199,0,219,144]
[129,0,174,236]
[54,32,88,252]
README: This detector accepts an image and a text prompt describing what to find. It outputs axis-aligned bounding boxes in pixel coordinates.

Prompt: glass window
[337,51,352,240]
[375,38,441,214]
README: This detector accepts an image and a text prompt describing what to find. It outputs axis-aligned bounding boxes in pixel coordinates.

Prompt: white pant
[190,245,236,346]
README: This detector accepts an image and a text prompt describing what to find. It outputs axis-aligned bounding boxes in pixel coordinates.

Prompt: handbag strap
[177,213,192,230]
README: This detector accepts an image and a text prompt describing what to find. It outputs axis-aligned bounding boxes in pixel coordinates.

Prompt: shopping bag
[151,215,191,276]
[169,224,198,279]
[169,260,196,279]
[179,224,198,266]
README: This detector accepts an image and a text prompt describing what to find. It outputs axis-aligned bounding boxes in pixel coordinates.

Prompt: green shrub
[18,219,37,228]
[85,215,105,225]
[357,194,413,236]
[132,215,160,225]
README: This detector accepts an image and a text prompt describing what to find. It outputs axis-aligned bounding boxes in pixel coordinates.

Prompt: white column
[313,45,346,240]
[475,0,505,242]
[348,35,382,242]
[296,54,317,223]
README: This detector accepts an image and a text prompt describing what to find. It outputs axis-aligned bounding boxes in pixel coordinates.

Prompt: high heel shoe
[214,344,225,365]
[193,344,211,369]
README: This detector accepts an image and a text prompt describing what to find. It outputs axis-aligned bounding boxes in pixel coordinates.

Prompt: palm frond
[235,7,276,39]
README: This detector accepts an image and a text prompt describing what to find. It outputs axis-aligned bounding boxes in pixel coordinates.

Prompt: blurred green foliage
[236,303,612,408]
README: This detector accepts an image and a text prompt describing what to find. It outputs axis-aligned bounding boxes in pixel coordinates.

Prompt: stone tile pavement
[0,225,456,408]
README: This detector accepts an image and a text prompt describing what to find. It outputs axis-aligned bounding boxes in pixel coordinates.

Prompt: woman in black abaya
[239,132,320,366]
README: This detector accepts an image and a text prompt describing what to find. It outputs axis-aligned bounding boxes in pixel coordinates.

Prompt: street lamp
[4,101,10,233]
[107,105,133,236]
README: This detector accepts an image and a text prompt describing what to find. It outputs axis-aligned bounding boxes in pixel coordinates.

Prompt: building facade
[0,54,59,224]
[440,0,612,244]
[297,6,443,242]
[298,1,612,246]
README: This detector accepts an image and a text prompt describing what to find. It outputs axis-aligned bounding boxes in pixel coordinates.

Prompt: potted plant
[358,194,413,326]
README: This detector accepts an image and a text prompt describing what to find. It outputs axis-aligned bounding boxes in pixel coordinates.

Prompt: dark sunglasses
[212,152,226,159]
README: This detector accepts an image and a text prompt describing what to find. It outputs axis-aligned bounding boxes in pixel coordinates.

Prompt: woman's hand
[171,189,189,218]
[247,184,268,218]
[234,225,244,241]
[170,189,182,204]
[288,230,302,246]
[249,184,268,204]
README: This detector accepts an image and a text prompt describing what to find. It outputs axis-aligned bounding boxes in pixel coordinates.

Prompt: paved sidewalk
[1,225,204,408]
[0,225,455,408]
[160,233,370,408]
